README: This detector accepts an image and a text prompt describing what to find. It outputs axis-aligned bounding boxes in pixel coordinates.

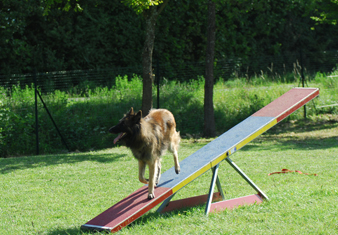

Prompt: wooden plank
[252,88,319,122]
[209,194,264,213]
[81,186,172,232]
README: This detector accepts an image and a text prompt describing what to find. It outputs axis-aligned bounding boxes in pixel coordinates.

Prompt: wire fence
[1,50,338,157]
[1,50,337,93]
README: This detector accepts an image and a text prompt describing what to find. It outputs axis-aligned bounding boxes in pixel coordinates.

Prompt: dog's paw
[175,167,180,174]
[139,178,149,184]
[148,193,155,200]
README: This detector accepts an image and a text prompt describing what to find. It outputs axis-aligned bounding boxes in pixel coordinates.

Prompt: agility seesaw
[81,87,319,233]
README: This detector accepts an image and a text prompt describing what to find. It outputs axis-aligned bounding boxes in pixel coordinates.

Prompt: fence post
[300,47,307,119]
[156,56,160,109]
[34,69,70,154]
[34,69,39,155]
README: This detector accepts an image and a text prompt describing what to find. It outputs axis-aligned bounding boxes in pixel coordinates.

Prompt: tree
[204,0,216,137]
[311,0,338,25]
[123,0,170,115]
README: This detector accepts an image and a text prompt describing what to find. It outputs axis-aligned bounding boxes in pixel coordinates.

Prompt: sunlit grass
[1,117,338,234]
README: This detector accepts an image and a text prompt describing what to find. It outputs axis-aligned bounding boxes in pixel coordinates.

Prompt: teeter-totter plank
[81,88,319,233]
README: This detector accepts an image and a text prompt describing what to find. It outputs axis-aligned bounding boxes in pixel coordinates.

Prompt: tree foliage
[122,0,165,14]
[311,0,338,25]
[0,0,144,75]
[43,0,83,15]
[1,0,338,76]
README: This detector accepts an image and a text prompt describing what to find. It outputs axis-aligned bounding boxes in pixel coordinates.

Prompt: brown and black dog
[109,108,180,199]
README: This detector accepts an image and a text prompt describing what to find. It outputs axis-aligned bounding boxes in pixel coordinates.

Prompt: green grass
[1,116,338,234]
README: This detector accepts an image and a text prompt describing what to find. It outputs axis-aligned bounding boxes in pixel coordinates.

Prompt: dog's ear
[134,110,142,123]
[128,107,134,115]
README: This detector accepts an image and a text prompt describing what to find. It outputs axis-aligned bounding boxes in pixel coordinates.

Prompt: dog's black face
[109,107,142,145]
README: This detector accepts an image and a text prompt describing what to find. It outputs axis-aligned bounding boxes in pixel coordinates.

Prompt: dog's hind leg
[147,160,158,199]
[173,148,180,174]
[169,131,181,174]
[155,158,161,185]
[138,160,148,184]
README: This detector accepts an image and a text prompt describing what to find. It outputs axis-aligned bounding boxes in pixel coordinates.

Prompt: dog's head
[109,107,142,145]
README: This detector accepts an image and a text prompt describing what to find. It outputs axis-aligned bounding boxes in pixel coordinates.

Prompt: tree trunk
[141,7,158,116]
[204,0,216,137]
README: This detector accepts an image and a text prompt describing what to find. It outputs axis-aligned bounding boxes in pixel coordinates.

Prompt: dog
[109,107,180,199]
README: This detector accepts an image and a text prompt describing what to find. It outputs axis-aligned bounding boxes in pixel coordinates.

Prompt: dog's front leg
[147,160,158,199]
[138,160,148,184]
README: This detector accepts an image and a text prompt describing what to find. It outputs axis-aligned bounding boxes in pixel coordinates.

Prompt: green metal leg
[205,164,220,215]
[156,193,176,213]
[216,175,225,200]
[225,157,269,200]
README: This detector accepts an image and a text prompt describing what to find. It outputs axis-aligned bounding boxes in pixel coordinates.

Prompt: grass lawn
[1,115,338,234]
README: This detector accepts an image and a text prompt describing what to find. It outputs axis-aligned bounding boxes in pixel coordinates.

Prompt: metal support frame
[157,156,268,215]
[225,157,269,200]
[156,193,176,213]
[205,164,221,215]
[216,176,225,199]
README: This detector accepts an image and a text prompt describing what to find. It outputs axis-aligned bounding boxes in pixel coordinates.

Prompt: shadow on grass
[267,117,338,135]
[243,135,338,152]
[46,206,203,234]
[242,119,338,151]
[47,227,111,235]
[122,206,201,232]
[46,227,86,235]
[0,152,127,174]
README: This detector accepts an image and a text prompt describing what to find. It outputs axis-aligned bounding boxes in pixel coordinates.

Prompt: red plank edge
[209,194,264,213]
[81,186,172,233]
[252,88,319,122]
